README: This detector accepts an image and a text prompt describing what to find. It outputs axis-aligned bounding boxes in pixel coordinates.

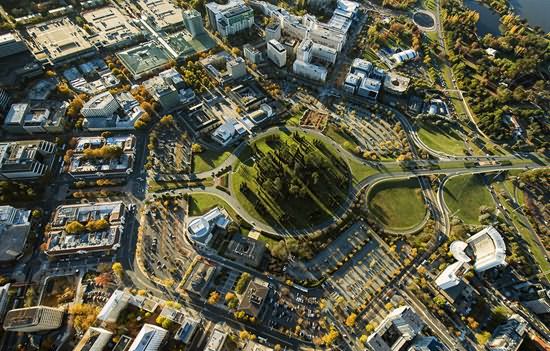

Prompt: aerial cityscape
[0,0,548,350]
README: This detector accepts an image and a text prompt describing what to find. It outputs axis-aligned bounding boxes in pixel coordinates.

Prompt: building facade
[3,306,64,332]
[206,0,254,38]
[267,39,287,68]
[0,140,56,180]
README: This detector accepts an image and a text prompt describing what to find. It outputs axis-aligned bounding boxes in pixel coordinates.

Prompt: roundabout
[412,10,436,31]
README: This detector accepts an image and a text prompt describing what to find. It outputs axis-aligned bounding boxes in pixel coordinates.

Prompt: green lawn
[188,193,238,220]
[417,121,466,155]
[443,174,495,224]
[325,125,362,154]
[192,149,232,174]
[368,178,427,231]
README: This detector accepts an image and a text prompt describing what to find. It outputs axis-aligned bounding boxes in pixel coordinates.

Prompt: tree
[69,304,100,332]
[191,143,203,153]
[321,326,339,346]
[235,272,251,293]
[31,209,42,219]
[160,114,174,126]
[345,313,357,327]
[365,322,378,333]
[65,221,85,234]
[94,273,112,287]
[475,331,491,345]
[112,262,124,278]
[208,291,220,304]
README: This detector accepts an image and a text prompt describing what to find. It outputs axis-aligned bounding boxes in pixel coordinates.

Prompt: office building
[182,259,217,296]
[486,315,527,351]
[243,44,263,64]
[0,206,31,265]
[244,341,274,351]
[0,32,28,58]
[187,207,230,248]
[143,68,186,111]
[73,327,113,351]
[293,59,328,82]
[409,337,449,351]
[225,235,266,268]
[116,42,171,80]
[183,9,205,38]
[3,306,64,332]
[265,22,281,42]
[0,89,11,112]
[0,284,10,321]
[358,77,382,101]
[211,119,247,146]
[206,0,254,38]
[227,57,247,79]
[0,140,56,180]
[138,0,183,30]
[45,201,126,257]
[267,39,287,68]
[4,102,66,134]
[343,73,361,94]
[65,135,136,179]
[82,6,140,49]
[205,326,230,351]
[128,324,168,351]
[81,92,120,118]
[238,279,269,319]
[174,317,200,344]
[25,17,96,66]
[366,306,425,351]
[384,72,411,95]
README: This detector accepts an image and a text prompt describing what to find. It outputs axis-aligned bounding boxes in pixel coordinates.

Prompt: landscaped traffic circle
[231,129,352,229]
[412,10,436,31]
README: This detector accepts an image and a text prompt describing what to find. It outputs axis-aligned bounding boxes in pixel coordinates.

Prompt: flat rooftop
[116,41,171,79]
[138,0,183,28]
[83,6,140,47]
[25,17,95,64]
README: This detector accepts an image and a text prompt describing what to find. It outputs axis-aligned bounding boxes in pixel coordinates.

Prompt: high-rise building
[183,9,205,38]
[128,324,168,351]
[0,88,11,112]
[206,0,254,37]
[366,306,425,351]
[3,306,64,332]
[227,57,247,79]
[267,39,287,68]
[243,44,264,64]
[0,32,28,58]
[265,22,281,42]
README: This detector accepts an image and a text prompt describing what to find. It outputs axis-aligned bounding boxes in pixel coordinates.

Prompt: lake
[464,0,550,36]
[508,0,550,32]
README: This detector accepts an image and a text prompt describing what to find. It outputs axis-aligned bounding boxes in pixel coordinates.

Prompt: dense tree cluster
[82,145,123,159]
[443,0,549,152]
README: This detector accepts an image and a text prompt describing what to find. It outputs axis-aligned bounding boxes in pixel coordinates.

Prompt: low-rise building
[293,59,328,82]
[4,102,66,134]
[211,119,247,146]
[66,135,136,179]
[128,324,168,351]
[205,326,230,351]
[116,42,171,80]
[25,17,97,66]
[238,279,269,319]
[187,207,230,248]
[45,201,126,257]
[3,306,64,332]
[144,68,188,111]
[0,140,56,180]
[0,206,31,265]
[436,226,507,289]
[82,92,143,131]
[182,259,217,296]
[392,49,418,64]
[81,92,120,119]
[267,39,287,68]
[244,341,274,351]
[358,77,382,101]
[225,235,265,268]
[486,315,527,351]
[138,0,183,30]
[73,327,113,351]
[383,72,411,95]
[83,6,140,49]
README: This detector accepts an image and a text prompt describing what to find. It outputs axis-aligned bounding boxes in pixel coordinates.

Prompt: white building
[129,324,168,351]
[205,326,229,351]
[82,6,140,49]
[4,102,66,134]
[81,92,120,118]
[392,49,418,64]
[0,206,32,265]
[293,59,327,82]
[206,0,254,38]
[243,44,263,64]
[265,22,281,42]
[343,73,361,94]
[97,289,131,323]
[267,39,287,68]
[3,306,64,332]
[227,57,247,79]
[187,207,230,249]
[436,226,507,289]
[183,9,205,38]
